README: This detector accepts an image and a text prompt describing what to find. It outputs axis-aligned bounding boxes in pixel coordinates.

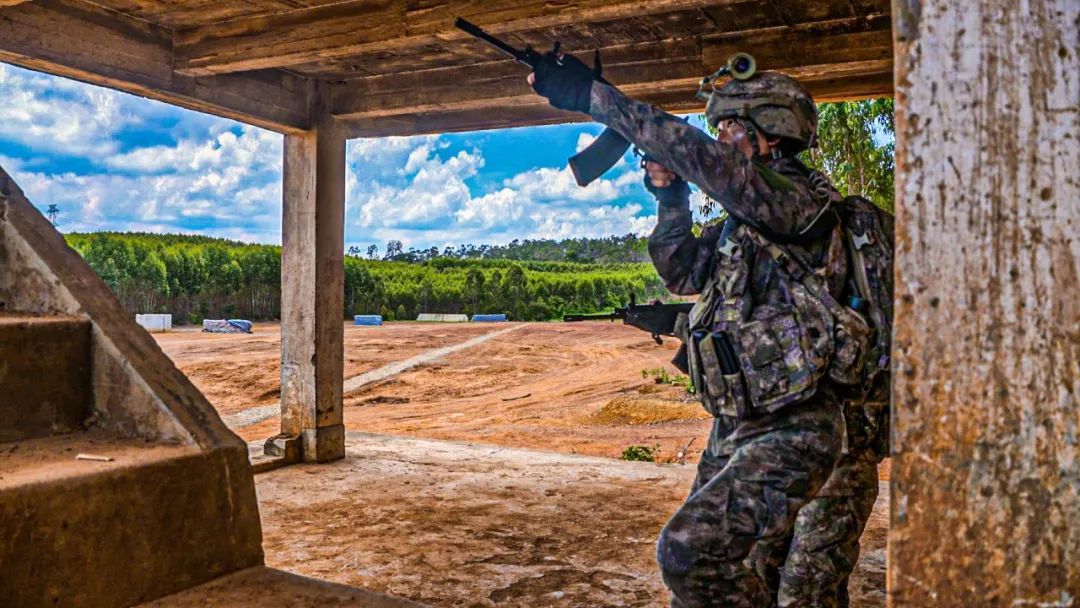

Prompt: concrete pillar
[277,88,346,463]
[889,0,1078,605]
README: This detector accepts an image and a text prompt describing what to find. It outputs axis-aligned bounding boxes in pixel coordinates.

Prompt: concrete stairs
[0,313,263,607]
[141,566,423,607]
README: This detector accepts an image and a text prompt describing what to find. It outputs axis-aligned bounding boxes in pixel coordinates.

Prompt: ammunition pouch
[684,217,885,420]
[687,328,754,418]
[685,230,830,419]
[745,226,873,387]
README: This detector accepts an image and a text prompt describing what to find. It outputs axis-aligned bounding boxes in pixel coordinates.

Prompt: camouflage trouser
[656,395,842,608]
[750,446,881,607]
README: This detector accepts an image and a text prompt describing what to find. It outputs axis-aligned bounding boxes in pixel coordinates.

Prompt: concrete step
[0,314,91,442]
[0,430,262,607]
[141,566,425,607]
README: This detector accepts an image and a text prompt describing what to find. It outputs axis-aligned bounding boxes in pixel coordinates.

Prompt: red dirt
[154,321,887,607]
[154,322,497,417]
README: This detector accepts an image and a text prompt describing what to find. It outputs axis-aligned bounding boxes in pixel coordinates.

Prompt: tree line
[349,233,650,264]
[65,232,668,324]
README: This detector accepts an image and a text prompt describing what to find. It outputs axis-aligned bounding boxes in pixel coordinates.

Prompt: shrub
[620,444,658,462]
[642,367,672,384]
[642,367,695,395]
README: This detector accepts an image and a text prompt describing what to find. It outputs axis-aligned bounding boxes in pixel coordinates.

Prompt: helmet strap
[738,117,783,160]
[740,118,762,158]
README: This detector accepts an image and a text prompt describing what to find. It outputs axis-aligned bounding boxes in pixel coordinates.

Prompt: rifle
[454,18,630,187]
[564,298,693,345]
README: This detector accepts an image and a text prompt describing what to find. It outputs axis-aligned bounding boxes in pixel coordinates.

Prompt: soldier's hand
[528,51,596,113]
[645,161,678,188]
[643,160,689,208]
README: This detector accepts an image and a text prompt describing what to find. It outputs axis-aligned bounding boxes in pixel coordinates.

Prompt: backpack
[838,194,894,390]
[747,194,894,390]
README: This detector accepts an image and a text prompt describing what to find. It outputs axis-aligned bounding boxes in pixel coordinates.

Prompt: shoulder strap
[749,206,839,246]
[743,225,850,319]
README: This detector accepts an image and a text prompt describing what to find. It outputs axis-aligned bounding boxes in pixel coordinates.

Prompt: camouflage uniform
[775,447,881,607]
[584,82,852,607]
[749,415,885,607]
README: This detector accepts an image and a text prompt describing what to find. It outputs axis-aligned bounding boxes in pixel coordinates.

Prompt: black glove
[531,51,597,114]
[644,171,690,208]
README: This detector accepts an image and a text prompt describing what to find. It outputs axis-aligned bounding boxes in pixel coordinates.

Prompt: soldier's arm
[589,82,820,236]
[647,186,723,296]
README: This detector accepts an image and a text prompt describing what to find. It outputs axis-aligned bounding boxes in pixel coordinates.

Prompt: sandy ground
[255,433,887,608]
[154,322,498,418]
[154,321,887,607]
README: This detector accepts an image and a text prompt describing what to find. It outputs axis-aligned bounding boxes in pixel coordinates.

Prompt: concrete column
[890,0,1078,605]
[277,88,346,463]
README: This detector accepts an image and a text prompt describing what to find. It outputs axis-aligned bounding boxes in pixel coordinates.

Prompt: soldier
[645,157,889,608]
[528,52,891,608]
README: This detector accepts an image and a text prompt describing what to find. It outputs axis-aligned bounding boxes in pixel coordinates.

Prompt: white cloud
[575,132,596,152]
[349,140,484,230]
[5,124,284,242]
[0,64,126,158]
[346,135,655,249]
[0,63,224,160]
[105,128,279,175]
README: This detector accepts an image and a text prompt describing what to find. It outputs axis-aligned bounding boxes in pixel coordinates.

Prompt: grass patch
[641,367,695,395]
[620,445,659,462]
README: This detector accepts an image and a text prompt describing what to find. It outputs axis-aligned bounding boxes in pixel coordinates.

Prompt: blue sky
[0,62,711,252]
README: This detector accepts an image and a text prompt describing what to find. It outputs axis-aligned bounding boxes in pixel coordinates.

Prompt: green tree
[64,233,672,323]
[501,264,528,320]
[464,268,485,316]
[804,98,895,212]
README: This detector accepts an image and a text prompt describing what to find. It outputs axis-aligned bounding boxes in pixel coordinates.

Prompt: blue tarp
[354,315,383,326]
[202,319,253,333]
[472,314,508,322]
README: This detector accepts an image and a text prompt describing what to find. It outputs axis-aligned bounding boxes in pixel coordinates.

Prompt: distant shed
[416,313,468,323]
[135,314,172,332]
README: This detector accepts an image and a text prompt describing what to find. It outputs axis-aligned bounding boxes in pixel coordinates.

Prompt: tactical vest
[680,194,893,422]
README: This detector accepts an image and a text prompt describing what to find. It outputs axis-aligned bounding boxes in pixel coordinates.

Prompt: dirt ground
[155,322,497,418]
[254,433,887,608]
[154,321,887,607]
[158,321,714,460]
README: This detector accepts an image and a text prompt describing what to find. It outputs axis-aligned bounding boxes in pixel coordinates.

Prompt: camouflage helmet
[704,71,818,151]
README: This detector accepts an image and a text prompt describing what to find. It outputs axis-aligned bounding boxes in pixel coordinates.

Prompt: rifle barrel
[563,313,618,322]
[454,18,534,67]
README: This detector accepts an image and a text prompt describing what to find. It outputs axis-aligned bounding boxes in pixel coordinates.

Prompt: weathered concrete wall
[0,167,265,604]
[1,447,263,607]
[890,0,1079,605]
